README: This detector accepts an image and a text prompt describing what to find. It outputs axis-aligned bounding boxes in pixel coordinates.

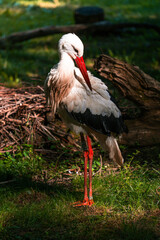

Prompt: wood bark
[94,54,160,146]
[0,21,160,49]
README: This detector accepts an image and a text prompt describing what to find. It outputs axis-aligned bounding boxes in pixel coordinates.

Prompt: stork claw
[72,199,94,207]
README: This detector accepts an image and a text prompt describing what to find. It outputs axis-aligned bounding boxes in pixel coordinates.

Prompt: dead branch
[0,179,16,185]
[0,85,79,153]
[0,21,160,49]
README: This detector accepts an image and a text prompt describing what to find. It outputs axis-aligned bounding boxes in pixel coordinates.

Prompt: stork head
[59,33,92,91]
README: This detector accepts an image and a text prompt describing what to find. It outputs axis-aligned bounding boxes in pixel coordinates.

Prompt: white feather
[62,67,121,118]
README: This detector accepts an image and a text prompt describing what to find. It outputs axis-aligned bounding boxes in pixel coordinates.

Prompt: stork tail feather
[105,136,124,166]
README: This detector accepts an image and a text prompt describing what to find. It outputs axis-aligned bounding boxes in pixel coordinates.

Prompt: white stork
[45,33,127,206]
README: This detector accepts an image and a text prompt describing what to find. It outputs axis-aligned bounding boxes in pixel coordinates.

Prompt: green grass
[0,145,159,239]
[0,169,159,239]
[0,144,45,181]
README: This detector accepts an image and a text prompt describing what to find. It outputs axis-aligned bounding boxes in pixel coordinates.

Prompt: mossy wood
[94,54,160,146]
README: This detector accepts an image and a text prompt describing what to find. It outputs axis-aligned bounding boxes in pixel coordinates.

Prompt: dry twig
[0,85,77,153]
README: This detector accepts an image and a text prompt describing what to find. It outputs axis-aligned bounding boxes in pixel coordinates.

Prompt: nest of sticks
[0,85,78,153]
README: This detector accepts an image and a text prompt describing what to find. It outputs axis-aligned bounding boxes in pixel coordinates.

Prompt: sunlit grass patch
[72,164,160,213]
[18,0,61,8]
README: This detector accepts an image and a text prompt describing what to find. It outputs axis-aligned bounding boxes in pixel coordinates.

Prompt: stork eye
[72,45,79,55]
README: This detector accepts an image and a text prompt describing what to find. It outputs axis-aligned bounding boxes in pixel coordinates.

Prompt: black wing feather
[68,108,127,135]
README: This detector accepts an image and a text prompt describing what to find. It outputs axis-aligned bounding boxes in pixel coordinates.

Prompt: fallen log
[0,21,160,49]
[94,54,160,146]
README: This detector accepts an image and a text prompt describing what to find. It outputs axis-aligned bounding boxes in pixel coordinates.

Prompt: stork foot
[73,199,94,207]
[88,199,94,206]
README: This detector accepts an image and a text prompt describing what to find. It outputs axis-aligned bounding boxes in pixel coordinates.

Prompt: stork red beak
[75,56,92,91]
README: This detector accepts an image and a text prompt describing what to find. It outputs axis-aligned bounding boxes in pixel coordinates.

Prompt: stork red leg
[87,136,94,206]
[83,150,89,202]
[73,134,94,207]
[73,133,89,206]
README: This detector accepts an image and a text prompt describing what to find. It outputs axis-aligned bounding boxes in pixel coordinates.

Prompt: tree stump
[94,54,160,146]
[74,6,104,24]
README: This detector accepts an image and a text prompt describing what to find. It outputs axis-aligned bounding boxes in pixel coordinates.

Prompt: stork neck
[59,52,75,79]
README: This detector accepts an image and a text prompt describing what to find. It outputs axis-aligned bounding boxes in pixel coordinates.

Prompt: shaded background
[0,1,160,240]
